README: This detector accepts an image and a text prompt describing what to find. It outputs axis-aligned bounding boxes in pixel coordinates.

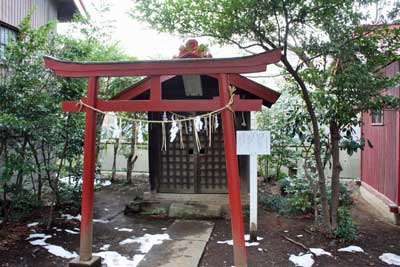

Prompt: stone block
[68,256,101,267]
[168,202,222,218]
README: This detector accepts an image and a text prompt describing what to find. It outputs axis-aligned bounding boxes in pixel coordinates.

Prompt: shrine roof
[43,49,282,77]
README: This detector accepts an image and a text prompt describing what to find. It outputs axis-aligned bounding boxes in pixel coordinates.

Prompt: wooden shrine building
[112,40,281,195]
[44,40,282,267]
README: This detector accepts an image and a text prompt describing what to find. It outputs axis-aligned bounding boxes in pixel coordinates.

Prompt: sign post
[237,130,270,241]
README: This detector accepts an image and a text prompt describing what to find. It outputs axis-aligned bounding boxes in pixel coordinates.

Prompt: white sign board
[236,130,270,241]
[236,131,270,155]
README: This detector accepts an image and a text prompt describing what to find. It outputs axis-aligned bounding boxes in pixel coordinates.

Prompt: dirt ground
[200,192,400,267]
[0,180,399,267]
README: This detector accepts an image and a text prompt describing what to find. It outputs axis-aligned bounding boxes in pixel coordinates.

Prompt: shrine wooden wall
[146,75,252,194]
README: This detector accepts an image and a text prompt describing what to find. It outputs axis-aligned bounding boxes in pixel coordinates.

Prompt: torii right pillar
[218,74,248,267]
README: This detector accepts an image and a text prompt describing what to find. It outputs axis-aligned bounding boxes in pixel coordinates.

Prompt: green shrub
[278,178,291,195]
[9,189,43,221]
[259,193,289,213]
[277,171,289,180]
[339,183,353,207]
[327,182,353,207]
[285,177,314,214]
[58,181,82,209]
[334,207,357,241]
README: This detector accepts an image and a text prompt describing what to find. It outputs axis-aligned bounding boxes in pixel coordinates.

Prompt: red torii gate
[44,49,282,267]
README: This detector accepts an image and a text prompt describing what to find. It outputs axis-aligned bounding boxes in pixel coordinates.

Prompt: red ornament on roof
[175,39,213,58]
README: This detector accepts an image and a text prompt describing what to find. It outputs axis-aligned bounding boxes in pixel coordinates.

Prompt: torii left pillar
[69,77,102,267]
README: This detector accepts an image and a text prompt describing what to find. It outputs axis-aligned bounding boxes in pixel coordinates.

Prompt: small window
[0,24,17,60]
[371,109,384,125]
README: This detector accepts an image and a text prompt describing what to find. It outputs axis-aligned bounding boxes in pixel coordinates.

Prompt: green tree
[134,0,400,233]
[0,10,137,221]
[257,91,302,180]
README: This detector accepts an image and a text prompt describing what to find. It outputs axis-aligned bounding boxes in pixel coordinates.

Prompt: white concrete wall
[99,143,149,173]
[325,150,360,179]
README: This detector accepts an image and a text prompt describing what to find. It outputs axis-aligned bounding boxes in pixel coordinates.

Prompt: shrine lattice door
[158,120,228,194]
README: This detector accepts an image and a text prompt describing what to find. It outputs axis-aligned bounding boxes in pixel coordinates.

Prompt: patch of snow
[27,233,47,240]
[59,176,112,187]
[73,227,80,231]
[217,239,260,247]
[289,253,314,267]
[62,214,81,221]
[59,176,79,185]
[27,233,77,259]
[217,235,264,247]
[258,248,263,252]
[101,180,112,186]
[104,208,109,211]
[161,228,167,231]
[27,222,39,227]
[65,229,79,235]
[45,244,78,259]
[379,253,400,265]
[94,251,145,267]
[100,244,111,251]
[61,215,108,223]
[29,235,52,246]
[93,219,110,224]
[338,245,364,253]
[296,234,303,238]
[56,229,62,232]
[142,228,147,231]
[119,233,171,253]
[114,227,133,232]
[310,248,332,257]
[244,234,263,241]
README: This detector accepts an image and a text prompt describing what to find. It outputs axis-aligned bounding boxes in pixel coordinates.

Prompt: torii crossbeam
[44,49,282,267]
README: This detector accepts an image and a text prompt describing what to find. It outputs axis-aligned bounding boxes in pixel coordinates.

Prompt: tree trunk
[111,138,120,182]
[15,136,29,195]
[28,140,43,201]
[275,164,281,180]
[95,113,105,167]
[303,156,319,225]
[2,183,7,221]
[329,120,342,230]
[126,118,137,184]
[281,55,332,233]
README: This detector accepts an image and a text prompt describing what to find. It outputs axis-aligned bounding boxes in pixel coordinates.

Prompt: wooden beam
[111,74,281,106]
[228,74,280,104]
[150,76,161,101]
[218,74,247,267]
[111,76,174,100]
[79,77,98,261]
[62,96,262,112]
[43,49,282,77]
[111,78,150,100]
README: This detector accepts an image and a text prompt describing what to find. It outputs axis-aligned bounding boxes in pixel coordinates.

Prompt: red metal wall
[361,61,400,205]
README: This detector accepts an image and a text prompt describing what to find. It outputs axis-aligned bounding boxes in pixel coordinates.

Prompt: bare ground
[0,182,399,267]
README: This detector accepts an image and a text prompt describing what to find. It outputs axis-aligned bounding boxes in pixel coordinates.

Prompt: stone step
[137,220,214,267]
[168,202,222,218]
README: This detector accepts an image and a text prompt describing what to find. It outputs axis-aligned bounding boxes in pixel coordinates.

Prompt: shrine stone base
[142,192,249,219]
[68,256,101,267]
